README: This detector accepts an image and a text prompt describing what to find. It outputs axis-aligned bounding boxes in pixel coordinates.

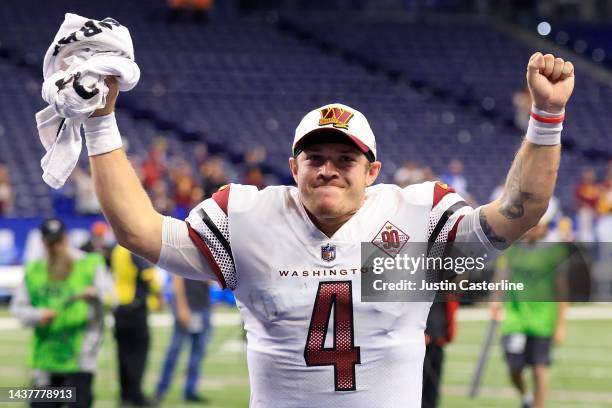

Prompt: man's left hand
[526,52,575,114]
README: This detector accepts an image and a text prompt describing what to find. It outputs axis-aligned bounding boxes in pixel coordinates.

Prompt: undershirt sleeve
[157,216,219,282]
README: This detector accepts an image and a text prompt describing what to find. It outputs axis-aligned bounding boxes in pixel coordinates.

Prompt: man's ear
[289,157,299,184]
[366,161,382,187]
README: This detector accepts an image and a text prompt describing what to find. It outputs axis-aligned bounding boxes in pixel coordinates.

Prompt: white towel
[36,13,140,189]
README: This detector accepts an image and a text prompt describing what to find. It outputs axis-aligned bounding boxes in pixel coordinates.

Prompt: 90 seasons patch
[372,221,410,257]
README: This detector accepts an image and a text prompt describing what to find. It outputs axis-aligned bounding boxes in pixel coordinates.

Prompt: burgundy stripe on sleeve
[186,221,228,289]
[447,215,465,242]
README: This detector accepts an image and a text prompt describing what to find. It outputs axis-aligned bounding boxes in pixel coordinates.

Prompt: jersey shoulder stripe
[186,193,237,290]
[429,201,468,242]
[197,207,233,259]
[427,181,469,243]
[185,221,229,288]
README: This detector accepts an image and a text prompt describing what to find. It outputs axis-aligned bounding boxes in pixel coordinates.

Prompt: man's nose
[319,159,339,177]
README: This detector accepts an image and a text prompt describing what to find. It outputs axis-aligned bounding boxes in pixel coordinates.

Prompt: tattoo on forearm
[500,191,533,219]
[499,152,534,220]
[479,211,510,250]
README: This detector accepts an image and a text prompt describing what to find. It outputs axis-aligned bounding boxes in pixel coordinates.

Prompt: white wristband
[525,106,564,145]
[84,112,123,156]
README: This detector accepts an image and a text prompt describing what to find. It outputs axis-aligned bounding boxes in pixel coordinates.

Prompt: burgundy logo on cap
[318,107,354,129]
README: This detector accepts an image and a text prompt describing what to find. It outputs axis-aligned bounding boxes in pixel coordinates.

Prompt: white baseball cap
[292,103,377,162]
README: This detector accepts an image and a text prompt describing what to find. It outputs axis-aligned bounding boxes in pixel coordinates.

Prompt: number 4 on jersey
[304,281,361,391]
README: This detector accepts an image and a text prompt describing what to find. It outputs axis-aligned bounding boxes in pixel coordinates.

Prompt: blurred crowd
[0,163,13,216]
[18,137,271,221]
[393,157,612,243]
[574,164,612,242]
[1,141,611,243]
[130,139,268,219]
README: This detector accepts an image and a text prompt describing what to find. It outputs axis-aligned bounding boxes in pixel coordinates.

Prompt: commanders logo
[321,243,336,262]
[318,107,354,129]
[371,221,410,257]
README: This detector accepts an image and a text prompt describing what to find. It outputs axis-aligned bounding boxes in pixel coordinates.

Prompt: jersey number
[304,281,361,391]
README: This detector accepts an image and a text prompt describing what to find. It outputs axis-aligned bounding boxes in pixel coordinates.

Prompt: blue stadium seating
[0,0,609,217]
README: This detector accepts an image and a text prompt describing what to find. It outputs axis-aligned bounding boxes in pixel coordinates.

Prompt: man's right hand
[177,305,192,329]
[39,309,57,326]
[91,77,119,117]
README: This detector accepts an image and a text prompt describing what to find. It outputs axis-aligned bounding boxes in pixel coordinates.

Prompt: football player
[83,52,573,407]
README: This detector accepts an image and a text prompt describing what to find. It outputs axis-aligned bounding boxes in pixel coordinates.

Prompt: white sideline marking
[457,305,612,321]
[1,305,610,331]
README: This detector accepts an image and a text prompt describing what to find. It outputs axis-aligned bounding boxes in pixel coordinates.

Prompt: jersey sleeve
[426,181,501,259]
[427,181,472,243]
[184,184,237,290]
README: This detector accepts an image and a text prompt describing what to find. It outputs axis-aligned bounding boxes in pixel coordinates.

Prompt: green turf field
[1,306,611,407]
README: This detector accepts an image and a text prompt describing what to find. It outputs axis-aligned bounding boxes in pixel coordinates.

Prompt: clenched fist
[527,52,575,114]
[92,77,119,117]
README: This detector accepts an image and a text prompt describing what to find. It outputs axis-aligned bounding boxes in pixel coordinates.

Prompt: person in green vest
[11,218,115,408]
[491,211,569,408]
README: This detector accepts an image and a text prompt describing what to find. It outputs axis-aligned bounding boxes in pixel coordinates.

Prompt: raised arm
[88,78,163,262]
[479,53,575,248]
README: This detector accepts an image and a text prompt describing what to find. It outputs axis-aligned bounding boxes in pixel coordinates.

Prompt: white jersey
[182,181,494,407]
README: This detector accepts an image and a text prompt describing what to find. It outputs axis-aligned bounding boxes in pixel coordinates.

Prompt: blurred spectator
[0,163,13,216]
[441,159,467,196]
[491,216,569,408]
[193,142,209,169]
[11,218,114,408]
[596,162,612,242]
[244,167,266,190]
[168,0,212,22]
[422,166,437,182]
[141,138,168,191]
[556,216,575,242]
[200,156,228,197]
[73,165,101,215]
[394,161,425,187]
[574,167,600,241]
[156,277,212,403]
[575,168,600,209]
[597,162,612,215]
[512,84,532,132]
[189,186,205,209]
[111,245,162,407]
[243,145,267,167]
[151,180,175,215]
[80,221,113,267]
[171,159,197,218]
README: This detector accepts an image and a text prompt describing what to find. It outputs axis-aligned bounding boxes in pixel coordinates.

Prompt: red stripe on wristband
[530,111,565,124]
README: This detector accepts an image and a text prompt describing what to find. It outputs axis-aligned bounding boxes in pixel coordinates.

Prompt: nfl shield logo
[321,243,336,262]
